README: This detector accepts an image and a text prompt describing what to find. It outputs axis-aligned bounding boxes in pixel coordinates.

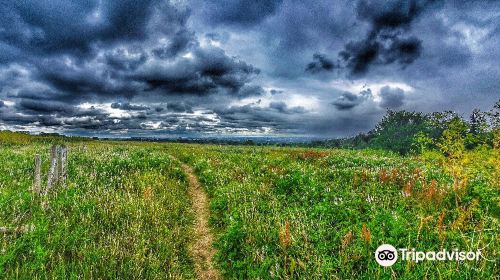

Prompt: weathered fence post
[45,145,58,195]
[39,144,69,209]
[33,154,41,195]
[59,145,67,187]
[54,146,60,183]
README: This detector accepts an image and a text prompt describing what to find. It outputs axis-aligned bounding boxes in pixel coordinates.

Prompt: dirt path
[180,162,221,280]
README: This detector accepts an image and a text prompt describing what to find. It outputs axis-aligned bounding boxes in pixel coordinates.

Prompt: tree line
[314,100,499,155]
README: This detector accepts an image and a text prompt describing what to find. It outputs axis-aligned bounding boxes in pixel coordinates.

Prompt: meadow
[0,136,195,279]
[0,132,498,279]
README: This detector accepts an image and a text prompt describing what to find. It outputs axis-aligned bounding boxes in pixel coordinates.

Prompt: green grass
[170,144,499,279]
[0,133,498,279]
[0,141,195,279]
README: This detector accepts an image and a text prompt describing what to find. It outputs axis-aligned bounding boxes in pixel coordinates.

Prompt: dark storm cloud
[357,0,435,31]
[236,85,265,98]
[0,0,265,139]
[1,0,499,136]
[384,36,422,65]
[332,90,373,110]
[105,48,148,71]
[61,116,144,130]
[337,35,423,76]
[36,59,140,100]
[0,99,156,130]
[1,0,161,55]
[0,108,66,127]
[17,99,77,114]
[269,101,287,112]
[152,30,196,59]
[0,96,124,130]
[136,47,260,95]
[201,0,284,27]
[213,103,306,131]
[166,102,194,113]
[338,39,380,76]
[0,42,23,64]
[24,44,260,103]
[111,102,149,111]
[12,89,66,101]
[14,99,109,119]
[340,0,437,76]
[304,0,435,77]
[379,86,405,108]
[305,53,337,73]
[269,102,306,114]
[234,0,361,79]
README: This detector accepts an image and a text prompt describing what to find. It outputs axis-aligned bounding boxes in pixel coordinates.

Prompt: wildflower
[361,224,371,244]
[341,230,353,249]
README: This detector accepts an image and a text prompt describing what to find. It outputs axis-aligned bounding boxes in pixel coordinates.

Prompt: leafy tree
[487,100,500,148]
[413,131,433,154]
[427,111,460,140]
[469,109,488,135]
[467,109,490,147]
[369,110,430,154]
[309,100,499,154]
[436,117,468,158]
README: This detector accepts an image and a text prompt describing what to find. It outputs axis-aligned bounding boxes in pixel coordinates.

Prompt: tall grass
[1,132,497,279]
[170,144,498,279]
[0,141,195,279]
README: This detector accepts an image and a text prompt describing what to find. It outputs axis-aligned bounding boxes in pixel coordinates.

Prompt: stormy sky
[0,0,499,138]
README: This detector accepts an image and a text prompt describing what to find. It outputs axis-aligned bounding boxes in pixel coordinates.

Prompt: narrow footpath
[180,162,220,280]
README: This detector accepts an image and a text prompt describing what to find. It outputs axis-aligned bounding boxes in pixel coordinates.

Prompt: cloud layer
[1,0,499,137]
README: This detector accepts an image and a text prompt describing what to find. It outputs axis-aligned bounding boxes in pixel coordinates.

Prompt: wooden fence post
[54,145,60,183]
[33,154,41,195]
[59,145,67,187]
[45,145,58,195]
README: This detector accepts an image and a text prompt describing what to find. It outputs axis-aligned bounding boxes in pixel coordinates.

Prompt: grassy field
[0,139,195,279]
[0,133,498,279]
[172,144,498,279]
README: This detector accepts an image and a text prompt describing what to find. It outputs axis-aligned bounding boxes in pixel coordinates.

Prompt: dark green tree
[369,110,430,154]
[467,109,490,148]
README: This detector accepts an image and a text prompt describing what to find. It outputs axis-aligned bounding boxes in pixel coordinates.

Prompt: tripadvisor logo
[375,244,482,267]
[375,244,398,266]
